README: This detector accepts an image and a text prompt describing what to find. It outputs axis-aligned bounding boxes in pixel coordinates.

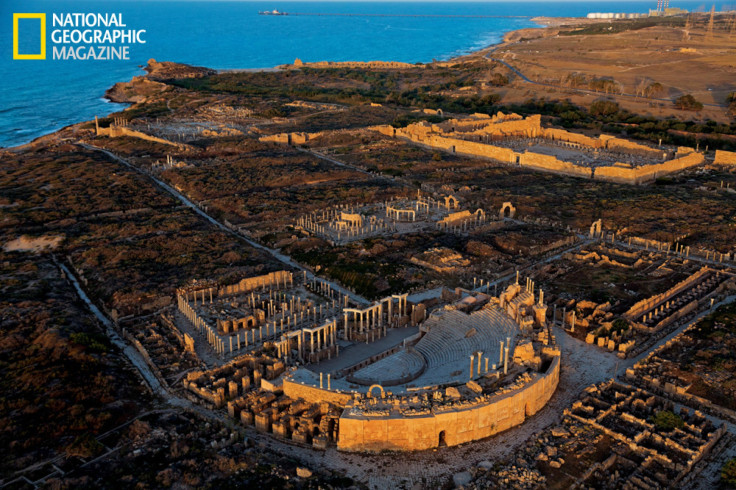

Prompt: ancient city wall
[715,150,736,165]
[370,118,701,185]
[260,128,365,145]
[594,152,704,184]
[447,114,541,137]
[283,378,354,405]
[259,132,318,145]
[337,355,560,452]
[542,127,602,148]
[97,125,185,149]
[518,152,592,178]
[600,134,663,158]
[436,135,517,162]
[219,270,293,297]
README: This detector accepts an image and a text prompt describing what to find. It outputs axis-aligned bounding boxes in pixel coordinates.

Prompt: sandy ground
[4,235,63,252]
[480,22,736,121]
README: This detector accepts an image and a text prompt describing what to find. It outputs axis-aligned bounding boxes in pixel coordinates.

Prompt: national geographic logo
[13,13,46,60]
[12,13,146,60]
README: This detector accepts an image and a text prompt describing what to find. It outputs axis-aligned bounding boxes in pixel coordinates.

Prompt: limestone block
[513,340,536,364]
[466,380,483,393]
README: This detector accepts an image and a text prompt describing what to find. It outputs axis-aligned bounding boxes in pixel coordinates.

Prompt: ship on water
[258,9,288,15]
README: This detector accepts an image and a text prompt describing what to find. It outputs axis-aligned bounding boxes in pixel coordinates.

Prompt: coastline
[3,15,569,151]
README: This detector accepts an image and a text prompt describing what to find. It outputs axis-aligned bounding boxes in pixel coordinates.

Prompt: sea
[0,0,718,148]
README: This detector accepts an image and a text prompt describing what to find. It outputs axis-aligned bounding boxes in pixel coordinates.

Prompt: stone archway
[474,209,485,220]
[367,384,385,399]
[499,202,516,219]
[438,430,447,447]
[589,219,602,239]
[444,195,459,210]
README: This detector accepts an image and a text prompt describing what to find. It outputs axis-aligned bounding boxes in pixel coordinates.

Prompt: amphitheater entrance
[438,430,447,447]
[367,384,385,399]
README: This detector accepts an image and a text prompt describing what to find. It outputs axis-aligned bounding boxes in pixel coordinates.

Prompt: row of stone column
[386,206,416,222]
[306,319,338,355]
[178,294,225,356]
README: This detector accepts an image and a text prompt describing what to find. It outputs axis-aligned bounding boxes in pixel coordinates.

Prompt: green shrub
[590,100,620,116]
[651,410,684,431]
[722,458,736,486]
[70,332,110,353]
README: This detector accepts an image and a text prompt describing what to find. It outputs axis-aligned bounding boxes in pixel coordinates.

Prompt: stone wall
[370,115,701,185]
[542,127,602,148]
[337,355,560,452]
[446,114,541,138]
[218,270,293,297]
[624,267,711,322]
[97,124,185,149]
[518,152,592,178]
[283,378,354,405]
[594,152,704,184]
[715,150,736,165]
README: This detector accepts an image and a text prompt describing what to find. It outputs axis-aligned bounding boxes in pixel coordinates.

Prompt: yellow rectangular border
[13,13,46,60]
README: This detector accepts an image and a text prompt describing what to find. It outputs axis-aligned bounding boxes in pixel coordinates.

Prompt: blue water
[0,1,716,148]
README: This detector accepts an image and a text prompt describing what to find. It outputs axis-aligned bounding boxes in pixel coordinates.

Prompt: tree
[590,100,620,116]
[646,82,665,98]
[488,73,509,87]
[651,410,685,431]
[635,78,652,98]
[674,94,703,111]
[727,92,736,117]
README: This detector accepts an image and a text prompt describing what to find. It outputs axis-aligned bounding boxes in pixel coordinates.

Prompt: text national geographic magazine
[2,0,736,488]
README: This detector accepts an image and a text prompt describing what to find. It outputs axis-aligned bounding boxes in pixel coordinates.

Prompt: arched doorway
[438,430,447,447]
[499,202,516,219]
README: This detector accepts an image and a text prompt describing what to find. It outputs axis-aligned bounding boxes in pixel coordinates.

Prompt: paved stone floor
[309,325,419,374]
